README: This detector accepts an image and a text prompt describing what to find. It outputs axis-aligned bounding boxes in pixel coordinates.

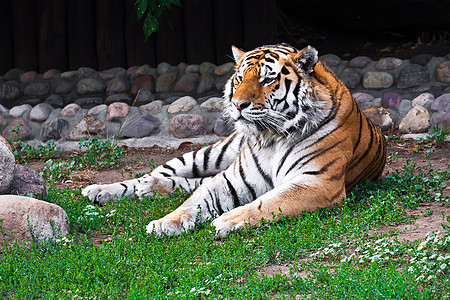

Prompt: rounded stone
[139,100,164,115]
[29,103,54,122]
[44,94,64,108]
[168,96,197,114]
[170,114,206,138]
[348,56,372,68]
[55,79,74,94]
[106,76,130,95]
[177,62,188,71]
[435,61,450,83]
[40,118,68,141]
[2,120,31,140]
[20,71,37,84]
[214,62,235,76]
[362,72,393,89]
[105,93,132,105]
[136,64,156,78]
[0,81,21,102]
[118,115,162,138]
[132,75,155,94]
[412,93,434,108]
[0,195,70,248]
[174,73,199,93]
[42,69,61,80]
[376,57,402,70]
[99,67,126,80]
[319,54,341,67]
[24,83,50,97]
[398,100,413,118]
[60,71,79,79]
[339,68,360,88]
[157,62,171,75]
[9,104,32,118]
[197,73,216,95]
[381,92,403,109]
[397,64,429,89]
[134,90,156,106]
[77,78,105,95]
[399,106,431,134]
[60,103,81,116]
[106,102,130,121]
[74,97,104,109]
[430,93,450,112]
[0,139,15,193]
[199,62,216,75]
[68,115,105,140]
[3,68,24,81]
[78,67,96,77]
[9,164,46,197]
[200,97,224,112]
[186,64,200,73]
[156,67,178,93]
[353,92,375,111]
[432,112,450,129]
[363,105,395,131]
[88,104,108,117]
[410,54,433,66]
[0,104,9,116]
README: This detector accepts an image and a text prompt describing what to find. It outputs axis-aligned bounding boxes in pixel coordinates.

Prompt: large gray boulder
[0,135,15,194]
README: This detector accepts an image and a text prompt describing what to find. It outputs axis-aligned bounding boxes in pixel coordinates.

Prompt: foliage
[135,0,181,40]
[70,137,125,169]
[414,124,449,154]
[1,159,449,298]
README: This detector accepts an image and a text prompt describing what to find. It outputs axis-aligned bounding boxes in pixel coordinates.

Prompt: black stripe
[163,163,176,175]
[250,147,274,188]
[223,173,240,208]
[192,150,200,177]
[303,158,338,175]
[215,136,235,169]
[203,146,212,171]
[120,183,128,196]
[239,162,257,201]
[215,195,225,215]
[281,66,289,75]
[207,189,219,215]
[184,178,192,191]
[159,172,171,178]
[204,198,212,216]
[353,111,363,153]
[177,156,185,165]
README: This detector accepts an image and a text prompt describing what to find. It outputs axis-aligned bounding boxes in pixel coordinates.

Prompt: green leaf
[135,0,148,20]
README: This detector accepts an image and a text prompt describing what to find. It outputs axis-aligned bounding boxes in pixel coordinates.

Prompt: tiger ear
[231,46,245,62]
[293,46,318,74]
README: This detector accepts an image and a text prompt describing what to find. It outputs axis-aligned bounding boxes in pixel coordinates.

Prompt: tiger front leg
[212,180,346,236]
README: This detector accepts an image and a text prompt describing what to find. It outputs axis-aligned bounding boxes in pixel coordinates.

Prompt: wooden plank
[156,4,185,65]
[0,0,13,74]
[243,0,277,50]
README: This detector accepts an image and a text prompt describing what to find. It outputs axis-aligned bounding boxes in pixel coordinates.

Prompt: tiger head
[223,44,332,139]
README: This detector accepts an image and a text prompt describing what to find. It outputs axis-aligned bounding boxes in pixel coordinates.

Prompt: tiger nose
[232,100,251,111]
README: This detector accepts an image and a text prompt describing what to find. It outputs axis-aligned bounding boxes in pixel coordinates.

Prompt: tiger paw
[146,215,195,237]
[212,209,248,237]
[82,184,121,205]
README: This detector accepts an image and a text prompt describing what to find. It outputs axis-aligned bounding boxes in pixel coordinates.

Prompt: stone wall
[1,53,450,147]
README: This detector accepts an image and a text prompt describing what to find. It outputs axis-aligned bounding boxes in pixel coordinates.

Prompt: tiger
[82,43,386,237]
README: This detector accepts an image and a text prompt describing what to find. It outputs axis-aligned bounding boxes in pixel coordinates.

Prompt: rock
[105,93,132,105]
[0,104,9,115]
[353,92,375,111]
[24,83,50,97]
[106,102,130,121]
[0,81,21,103]
[398,106,431,133]
[186,64,200,73]
[319,54,341,66]
[170,114,206,138]
[77,78,105,95]
[131,75,155,94]
[78,67,96,77]
[9,164,46,196]
[177,62,188,71]
[214,116,234,136]
[131,90,154,106]
[60,103,81,116]
[157,62,171,75]
[139,100,164,115]
[106,76,129,95]
[44,94,64,108]
[0,135,12,152]
[174,73,199,93]
[215,70,234,90]
[60,70,79,79]
[412,93,434,109]
[20,71,37,84]
[381,92,403,109]
[88,104,108,117]
[363,105,395,131]
[199,62,216,74]
[430,93,450,112]
[40,118,68,141]
[348,56,372,68]
[156,67,178,93]
[54,78,74,94]
[118,115,162,138]
[197,73,216,95]
[410,54,433,66]
[214,62,235,76]
[398,100,413,118]
[74,97,104,109]
[432,112,450,129]
[376,57,402,70]
[9,104,32,117]
[362,72,393,89]
[435,61,450,83]
[42,69,61,79]
[136,64,156,78]
[99,67,126,80]
[0,195,69,247]
[23,98,41,106]
[2,120,31,140]
[127,66,139,76]
[339,68,360,88]
[3,68,24,81]
[29,103,54,122]
[200,97,224,112]
[68,115,105,140]
[168,96,197,114]
[397,64,429,89]
[0,137,15,194]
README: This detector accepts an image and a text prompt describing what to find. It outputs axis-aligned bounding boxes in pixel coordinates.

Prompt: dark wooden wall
[0,0,277,74]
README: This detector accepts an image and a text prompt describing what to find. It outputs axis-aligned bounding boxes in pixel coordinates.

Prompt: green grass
[1,160,449,299]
